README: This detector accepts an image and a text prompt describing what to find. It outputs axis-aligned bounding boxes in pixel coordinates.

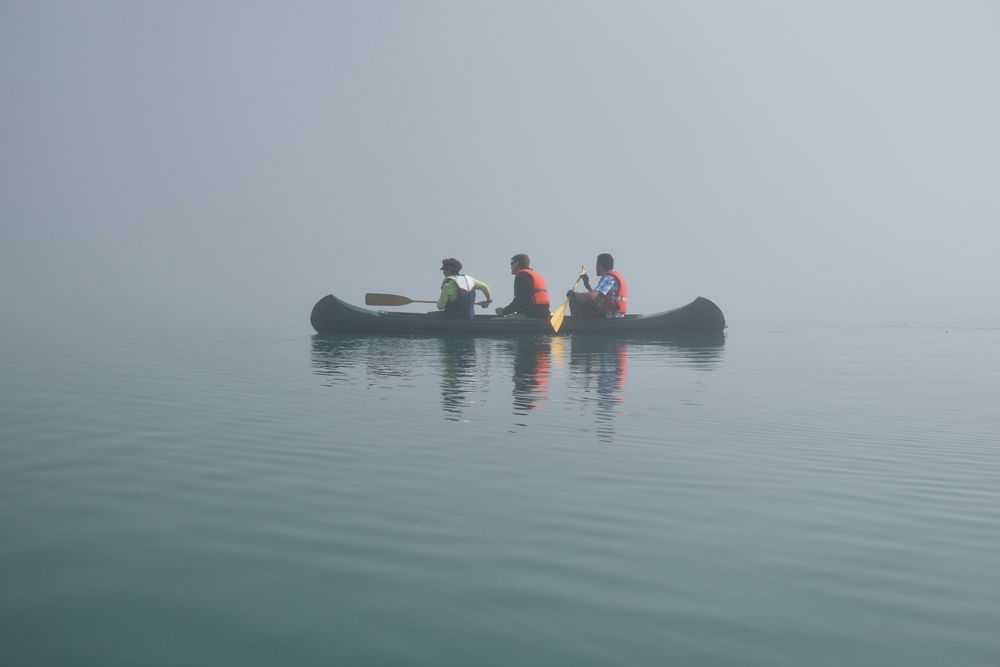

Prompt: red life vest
[600,270,628,315]
[518,268,550,306]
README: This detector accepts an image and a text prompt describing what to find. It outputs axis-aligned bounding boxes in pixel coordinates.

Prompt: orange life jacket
[518,268,550,306]
[600,270,628,315]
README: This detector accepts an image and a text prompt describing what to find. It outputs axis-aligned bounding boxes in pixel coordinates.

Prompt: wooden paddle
[365,292,491,308]
[365,293,436,306]
[550,266,588,333]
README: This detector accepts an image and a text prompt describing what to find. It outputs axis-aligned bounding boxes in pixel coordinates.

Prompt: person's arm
[568,272,593,298]
[587,275,619,312]
[593,275,616,300]
[437,280,457,310]
[503,272,531,315]
[474,279,492,305]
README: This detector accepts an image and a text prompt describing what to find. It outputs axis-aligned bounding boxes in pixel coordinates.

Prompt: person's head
[440,257,462,276]
[596,253,614,275]
[510,253,530,274]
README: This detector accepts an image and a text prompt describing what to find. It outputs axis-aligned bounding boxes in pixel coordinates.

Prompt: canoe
[310,294,726,336]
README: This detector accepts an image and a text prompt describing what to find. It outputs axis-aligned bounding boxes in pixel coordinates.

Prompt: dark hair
[510,253,530,268]
[441,257,462,274]
[597,253,614,270]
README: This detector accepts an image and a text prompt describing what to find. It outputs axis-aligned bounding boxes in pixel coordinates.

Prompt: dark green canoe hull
[310,294,726,336]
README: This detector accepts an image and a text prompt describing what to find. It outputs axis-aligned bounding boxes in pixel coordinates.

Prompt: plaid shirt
[594,274,625,318]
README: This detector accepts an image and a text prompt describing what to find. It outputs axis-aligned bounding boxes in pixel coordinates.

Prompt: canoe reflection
[569,332,725,442]
[310,335,365,385]
[310,335,418,385]
[311,331,725,429]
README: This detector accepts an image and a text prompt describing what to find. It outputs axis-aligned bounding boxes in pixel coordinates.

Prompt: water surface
[2,324,998,665]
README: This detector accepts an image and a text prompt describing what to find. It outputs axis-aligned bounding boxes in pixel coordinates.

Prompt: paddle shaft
[365,292,488,307]
[549,266,588,333]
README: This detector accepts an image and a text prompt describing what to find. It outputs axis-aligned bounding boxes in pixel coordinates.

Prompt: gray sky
[2,1,998,334]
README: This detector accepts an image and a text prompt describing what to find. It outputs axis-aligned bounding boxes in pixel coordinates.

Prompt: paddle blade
[365,293,413,306]
[550,299,569,333]
[550,267,587,332]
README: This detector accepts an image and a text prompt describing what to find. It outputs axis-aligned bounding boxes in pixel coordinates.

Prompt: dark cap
[440,257,462,272]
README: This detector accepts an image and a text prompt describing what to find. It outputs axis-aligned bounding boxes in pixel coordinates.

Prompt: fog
[3,1,998,336]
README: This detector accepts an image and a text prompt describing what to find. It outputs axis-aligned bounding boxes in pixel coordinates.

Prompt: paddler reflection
[438,337,479,421]
[510,336,552,415]
[569,337,629,443]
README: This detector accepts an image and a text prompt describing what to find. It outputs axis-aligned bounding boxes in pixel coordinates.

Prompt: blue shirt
[594,274,624,318]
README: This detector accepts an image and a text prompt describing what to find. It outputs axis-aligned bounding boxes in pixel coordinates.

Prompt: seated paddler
[495,253,551,319]
[437,257,492,319]
[566,253,628,319]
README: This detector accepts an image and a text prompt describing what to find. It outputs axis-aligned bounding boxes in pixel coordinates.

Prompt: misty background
[2,1,998,337]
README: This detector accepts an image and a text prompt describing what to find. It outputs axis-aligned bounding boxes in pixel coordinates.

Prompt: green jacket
[437,275,492,310]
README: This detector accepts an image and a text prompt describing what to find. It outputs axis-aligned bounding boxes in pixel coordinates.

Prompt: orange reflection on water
[511,336,552,415]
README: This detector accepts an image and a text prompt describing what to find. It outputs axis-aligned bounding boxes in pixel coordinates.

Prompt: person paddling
[437,258,492,320]
[566,253,628,319]
[495,253,551,319]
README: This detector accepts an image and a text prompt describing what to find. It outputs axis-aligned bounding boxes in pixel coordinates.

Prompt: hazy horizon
[3,1,999,335]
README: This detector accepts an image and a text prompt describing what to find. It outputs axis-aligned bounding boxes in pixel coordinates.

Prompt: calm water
[2,322,998,666]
